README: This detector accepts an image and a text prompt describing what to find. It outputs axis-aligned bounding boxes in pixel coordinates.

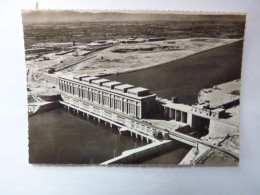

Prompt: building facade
[45,74,157,119]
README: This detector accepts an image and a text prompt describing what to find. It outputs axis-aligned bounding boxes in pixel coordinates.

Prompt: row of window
[59,81,141,117]
[169,108,188,123]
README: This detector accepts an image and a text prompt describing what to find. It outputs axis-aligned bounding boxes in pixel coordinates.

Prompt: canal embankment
[97,38,243,77]
[69,38,242,77]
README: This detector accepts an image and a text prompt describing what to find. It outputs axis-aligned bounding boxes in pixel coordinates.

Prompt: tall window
[115,99,121,111]
[136,105,140,118]
[65,84,68,93]
[103,96,109,107]
[79,88,83,98]
[68,84,71,94]
[78,87,81,98]
[129,104,135,115]
[83,90,87,99]
[74,87,78,96]
[93,92,99,103]
[123,102,127,113]
[59,82,62,91]
[70,85,73,94]
[110,98,114,108]
[89,91,92,101]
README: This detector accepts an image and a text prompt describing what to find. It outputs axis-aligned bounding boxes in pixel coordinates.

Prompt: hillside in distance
[22,10,246,24]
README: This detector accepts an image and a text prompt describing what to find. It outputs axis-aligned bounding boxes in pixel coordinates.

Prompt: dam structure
[43,73,238,164]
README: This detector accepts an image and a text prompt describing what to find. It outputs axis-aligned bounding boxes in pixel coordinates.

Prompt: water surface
[106,41,243,105]
[29,108,146,164]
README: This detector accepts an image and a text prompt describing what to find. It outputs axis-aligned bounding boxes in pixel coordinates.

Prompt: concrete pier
[100,140,173,165]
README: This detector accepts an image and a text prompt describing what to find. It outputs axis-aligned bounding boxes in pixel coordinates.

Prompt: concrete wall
[101,140,174,165]
[187,113,192,126]
[209,119,239,138]
[37,101,61,113]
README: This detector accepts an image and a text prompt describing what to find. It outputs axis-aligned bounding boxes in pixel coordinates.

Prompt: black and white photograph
[22,10,246,165]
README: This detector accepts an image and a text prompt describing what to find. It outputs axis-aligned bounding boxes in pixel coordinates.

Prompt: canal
[106,40,243,105]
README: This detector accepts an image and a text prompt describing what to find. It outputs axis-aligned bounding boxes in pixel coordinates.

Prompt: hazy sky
[22,10,246,24]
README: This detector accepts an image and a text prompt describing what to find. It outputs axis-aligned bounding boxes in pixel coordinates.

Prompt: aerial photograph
[22,10,246,165]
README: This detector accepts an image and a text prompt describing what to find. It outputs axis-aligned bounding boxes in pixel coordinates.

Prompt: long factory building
[44,74,157,119]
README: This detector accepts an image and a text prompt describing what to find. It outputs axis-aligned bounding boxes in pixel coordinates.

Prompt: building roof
[73,74,89,80]
[73,74,89,78]
[92,79,110,85]
[114,84,134,90]
[192,104,205,109]
[162,99,192,113]
[82,76,99,82]
[128,87,149,93]
[59,74,74,80]
[58,75,156,100]
[102,81,122,87]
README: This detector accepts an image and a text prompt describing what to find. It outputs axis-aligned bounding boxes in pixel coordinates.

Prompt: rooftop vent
[172,97,177,103]
[91,79,110,86]
[114,84,134,93]
[82,76,99,83]
[73,75,89,81]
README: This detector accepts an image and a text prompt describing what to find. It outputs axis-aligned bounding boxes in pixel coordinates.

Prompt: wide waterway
[29,40,243,164]
[106,40,243,105]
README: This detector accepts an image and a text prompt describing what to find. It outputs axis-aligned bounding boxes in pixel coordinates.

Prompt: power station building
[45,74,157,119]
